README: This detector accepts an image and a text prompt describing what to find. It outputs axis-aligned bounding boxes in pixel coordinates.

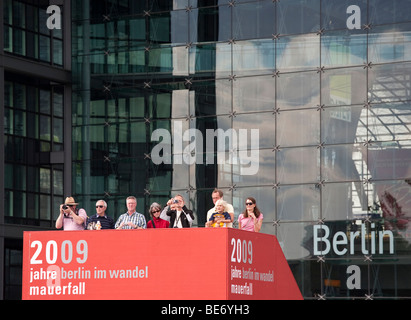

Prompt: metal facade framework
[1,0,411,299]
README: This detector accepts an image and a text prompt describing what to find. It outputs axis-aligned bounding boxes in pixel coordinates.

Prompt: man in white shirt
[206,189,234,228]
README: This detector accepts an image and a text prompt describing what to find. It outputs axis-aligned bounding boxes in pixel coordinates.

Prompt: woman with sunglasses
[147,202,170,228]
[238,197,263,232]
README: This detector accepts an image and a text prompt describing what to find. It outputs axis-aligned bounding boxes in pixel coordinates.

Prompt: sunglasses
[245,202,254,206]
[96,205,104,208]
[151,209,161,214]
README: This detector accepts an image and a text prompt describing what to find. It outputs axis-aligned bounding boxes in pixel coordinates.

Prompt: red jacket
[147,217,170,228]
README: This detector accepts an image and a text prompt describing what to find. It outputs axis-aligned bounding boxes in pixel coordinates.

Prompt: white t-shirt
[173,210,183,228]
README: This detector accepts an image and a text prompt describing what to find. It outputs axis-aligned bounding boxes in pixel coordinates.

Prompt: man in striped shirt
[86,200,115,230]
[115,196,146,229]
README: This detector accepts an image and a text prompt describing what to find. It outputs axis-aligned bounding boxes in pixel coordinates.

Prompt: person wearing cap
[55,196,87,231]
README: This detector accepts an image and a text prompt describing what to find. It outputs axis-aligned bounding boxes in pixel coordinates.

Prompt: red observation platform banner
[22,228,302,300]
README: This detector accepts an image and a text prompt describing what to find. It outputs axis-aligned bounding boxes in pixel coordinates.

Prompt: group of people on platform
[55,189,264,233]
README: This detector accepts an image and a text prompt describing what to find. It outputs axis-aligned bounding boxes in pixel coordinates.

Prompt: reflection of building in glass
[1,0,411,300]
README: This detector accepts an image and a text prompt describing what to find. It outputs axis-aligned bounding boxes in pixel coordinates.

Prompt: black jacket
[167,205,194,228]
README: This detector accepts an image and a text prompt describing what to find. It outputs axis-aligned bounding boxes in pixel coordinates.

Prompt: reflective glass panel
[322,182,367,221]
[321,29,367,67]
[14,111,26,137]
[367,102,411,144]
[171,9,189,45]
[370,180,411,250]
[322,67,367,106]
[277,184,320,221]
[322,105,364,145]
[232,39,275,76]
[232,1,276,40]
[278,0,320,35]
[369,24,411,64]
[321,0,367,30]
[276,222,313,260]
[368,63,411,103]
[233,112,275,150]
[321,143,367,182]
[233,75,275,113]
[277,109,320,147]
[233,149,275,187]
[277,147,320,184]
[370,0,411,25]
[277,34,320,71]
[192,80,231,116]
[368,147,411,181]
[277,71,320,110]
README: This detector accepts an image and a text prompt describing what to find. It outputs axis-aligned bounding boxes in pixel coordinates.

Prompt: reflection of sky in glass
[277,34,320,71]
[165,2,411,249]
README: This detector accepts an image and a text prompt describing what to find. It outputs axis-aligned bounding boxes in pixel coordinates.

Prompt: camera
[173,199,179,204]
[62,204,68,210]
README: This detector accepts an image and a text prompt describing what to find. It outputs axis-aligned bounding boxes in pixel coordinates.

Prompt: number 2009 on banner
[30,240,88,265]
[230,238,252,264]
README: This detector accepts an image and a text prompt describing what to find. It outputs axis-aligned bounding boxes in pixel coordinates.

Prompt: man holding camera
[162,194,194,228]
[55,196,87,230]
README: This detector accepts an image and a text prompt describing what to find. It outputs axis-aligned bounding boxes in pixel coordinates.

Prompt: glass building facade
[2,0,411,299]
[71,0,411,299]
[1,0,72,299]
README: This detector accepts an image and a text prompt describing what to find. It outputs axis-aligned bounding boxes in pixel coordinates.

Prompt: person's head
[64,196,78,211]
[126,196,137,213]
[215,199,227,213]
[211,189,224,205]
[243,197,261,218]
[173,194,185,209]
[149,202,162,218]
[95,200,107,216]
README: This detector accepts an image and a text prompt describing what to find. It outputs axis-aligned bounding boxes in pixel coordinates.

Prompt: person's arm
[237,215,243,230]
[55,205,64,229]
[160,206,170,221]
[215,217,231,225]
[71,209,85,225]
[182,207,194,227]
[115,214,124,229]
[138,214,147,229]
[227,204,235,222]
[76,208,87,226]
[183,206,194,220]
[253,214,263,232]
[206,213,215,227]
[220,212,232,224]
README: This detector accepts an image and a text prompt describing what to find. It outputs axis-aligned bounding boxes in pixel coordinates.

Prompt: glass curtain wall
[4,75,65,226]
[3,0,64,66]
[72,0,411,299]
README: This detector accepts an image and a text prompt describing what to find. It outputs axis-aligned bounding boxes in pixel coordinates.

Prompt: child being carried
[206,199,232,228]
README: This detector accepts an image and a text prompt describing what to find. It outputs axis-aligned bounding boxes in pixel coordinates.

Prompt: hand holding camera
[60,204,72,217]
